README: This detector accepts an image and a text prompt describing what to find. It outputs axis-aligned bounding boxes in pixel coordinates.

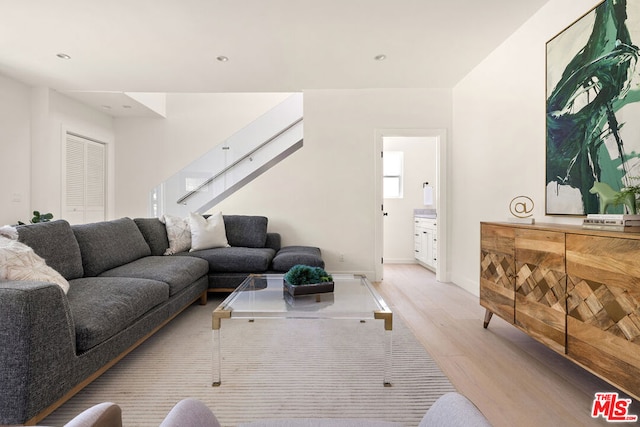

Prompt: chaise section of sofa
[134,215,325,292]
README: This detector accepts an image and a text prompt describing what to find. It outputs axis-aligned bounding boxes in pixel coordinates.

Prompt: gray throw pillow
[223,215,268,248]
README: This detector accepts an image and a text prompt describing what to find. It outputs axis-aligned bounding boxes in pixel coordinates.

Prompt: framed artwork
[546,0,640,215]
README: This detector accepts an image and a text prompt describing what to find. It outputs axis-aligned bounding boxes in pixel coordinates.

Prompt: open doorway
[374,129,447,283]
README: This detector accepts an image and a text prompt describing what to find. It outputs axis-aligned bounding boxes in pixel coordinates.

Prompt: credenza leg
[483,310,493,329]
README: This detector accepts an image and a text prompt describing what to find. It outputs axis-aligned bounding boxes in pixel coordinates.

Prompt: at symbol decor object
[546,0,640,215]
[508,196,535,224]
[283,264,334,296]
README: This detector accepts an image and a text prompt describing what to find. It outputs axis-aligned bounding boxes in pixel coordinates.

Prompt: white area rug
[42,301,455,426]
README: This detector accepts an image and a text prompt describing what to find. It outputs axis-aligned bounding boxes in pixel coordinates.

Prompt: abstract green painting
[546,0,640,215]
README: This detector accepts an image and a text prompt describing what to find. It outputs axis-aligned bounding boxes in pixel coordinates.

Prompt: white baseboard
[383,258,417,264]
[450,273,480,297]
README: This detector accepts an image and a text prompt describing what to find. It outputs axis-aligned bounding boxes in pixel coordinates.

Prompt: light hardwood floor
[374,264,638,427]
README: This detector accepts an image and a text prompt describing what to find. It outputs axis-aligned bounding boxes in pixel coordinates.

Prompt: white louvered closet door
[64,133,106,224]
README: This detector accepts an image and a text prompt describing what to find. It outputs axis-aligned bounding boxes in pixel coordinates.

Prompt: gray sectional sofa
[0,215,323,426]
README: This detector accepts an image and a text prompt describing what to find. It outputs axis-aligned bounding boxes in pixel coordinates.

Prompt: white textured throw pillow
[0,234,70,294]
[189,212,229,252]
[162,214,192,255]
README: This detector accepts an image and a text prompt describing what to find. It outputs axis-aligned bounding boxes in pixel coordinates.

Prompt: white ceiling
[0,0,549,114]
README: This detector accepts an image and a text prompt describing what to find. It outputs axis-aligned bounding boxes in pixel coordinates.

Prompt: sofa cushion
[189,212,229,251]
[182,247,276,272]
[100,256,209,296]
[161,215,191,255]
[223,215,268,248]
[265,233,281,252]
[67,277,169,352]
[134,218,170,256]
[17,220,84,280]
[271,246,324,272]
[72,218,152,277]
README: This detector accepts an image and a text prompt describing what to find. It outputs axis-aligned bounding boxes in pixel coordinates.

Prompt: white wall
[0,75,31,226]
[383,137,437,263]
[213,89,452,276]
[450,0,601,295]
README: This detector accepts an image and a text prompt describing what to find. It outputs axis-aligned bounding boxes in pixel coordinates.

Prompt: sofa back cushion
[223,215,268,248]
[72,218,152,277]
[17,219,84,280]
[134,218,170,256]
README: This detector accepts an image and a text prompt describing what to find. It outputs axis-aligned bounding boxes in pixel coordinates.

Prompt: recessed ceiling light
[101,105,112,110]
[56,53,71,60]
[216,56,229,62]
[122,105,132,109]
[374,54,387,61]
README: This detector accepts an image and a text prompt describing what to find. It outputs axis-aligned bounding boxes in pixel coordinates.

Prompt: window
[383,151,403,198]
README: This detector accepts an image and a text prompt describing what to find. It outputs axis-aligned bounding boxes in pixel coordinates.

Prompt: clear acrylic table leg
[383,327,393,387]
[374,311,393,387]
[212,328,221,386]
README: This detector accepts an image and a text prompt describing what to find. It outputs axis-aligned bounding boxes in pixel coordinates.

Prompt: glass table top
[213,273,391,323]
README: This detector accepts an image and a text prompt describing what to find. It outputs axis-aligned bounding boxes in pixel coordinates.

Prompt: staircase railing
[176,117,303,205]
[151,93,303,217]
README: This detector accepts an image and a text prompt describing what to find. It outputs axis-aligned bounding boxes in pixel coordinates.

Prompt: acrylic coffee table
[211,273,393,387]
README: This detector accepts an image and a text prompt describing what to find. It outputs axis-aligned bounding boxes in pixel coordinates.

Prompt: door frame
[374,128,448,282]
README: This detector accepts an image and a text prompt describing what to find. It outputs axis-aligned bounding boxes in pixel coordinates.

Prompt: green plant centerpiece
[283,264,334,296]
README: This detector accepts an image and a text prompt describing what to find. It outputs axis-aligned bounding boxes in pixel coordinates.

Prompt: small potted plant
[283,264,334,296]
[17,211,54,225]
[615,180,640,214]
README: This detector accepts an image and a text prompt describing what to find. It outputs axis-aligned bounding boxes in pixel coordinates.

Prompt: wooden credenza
[480,222,640,400]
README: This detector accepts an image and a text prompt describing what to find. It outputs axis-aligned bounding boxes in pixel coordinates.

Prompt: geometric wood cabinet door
[566,233,640,399]
[480,223,516,326]
[514,228,566,354]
